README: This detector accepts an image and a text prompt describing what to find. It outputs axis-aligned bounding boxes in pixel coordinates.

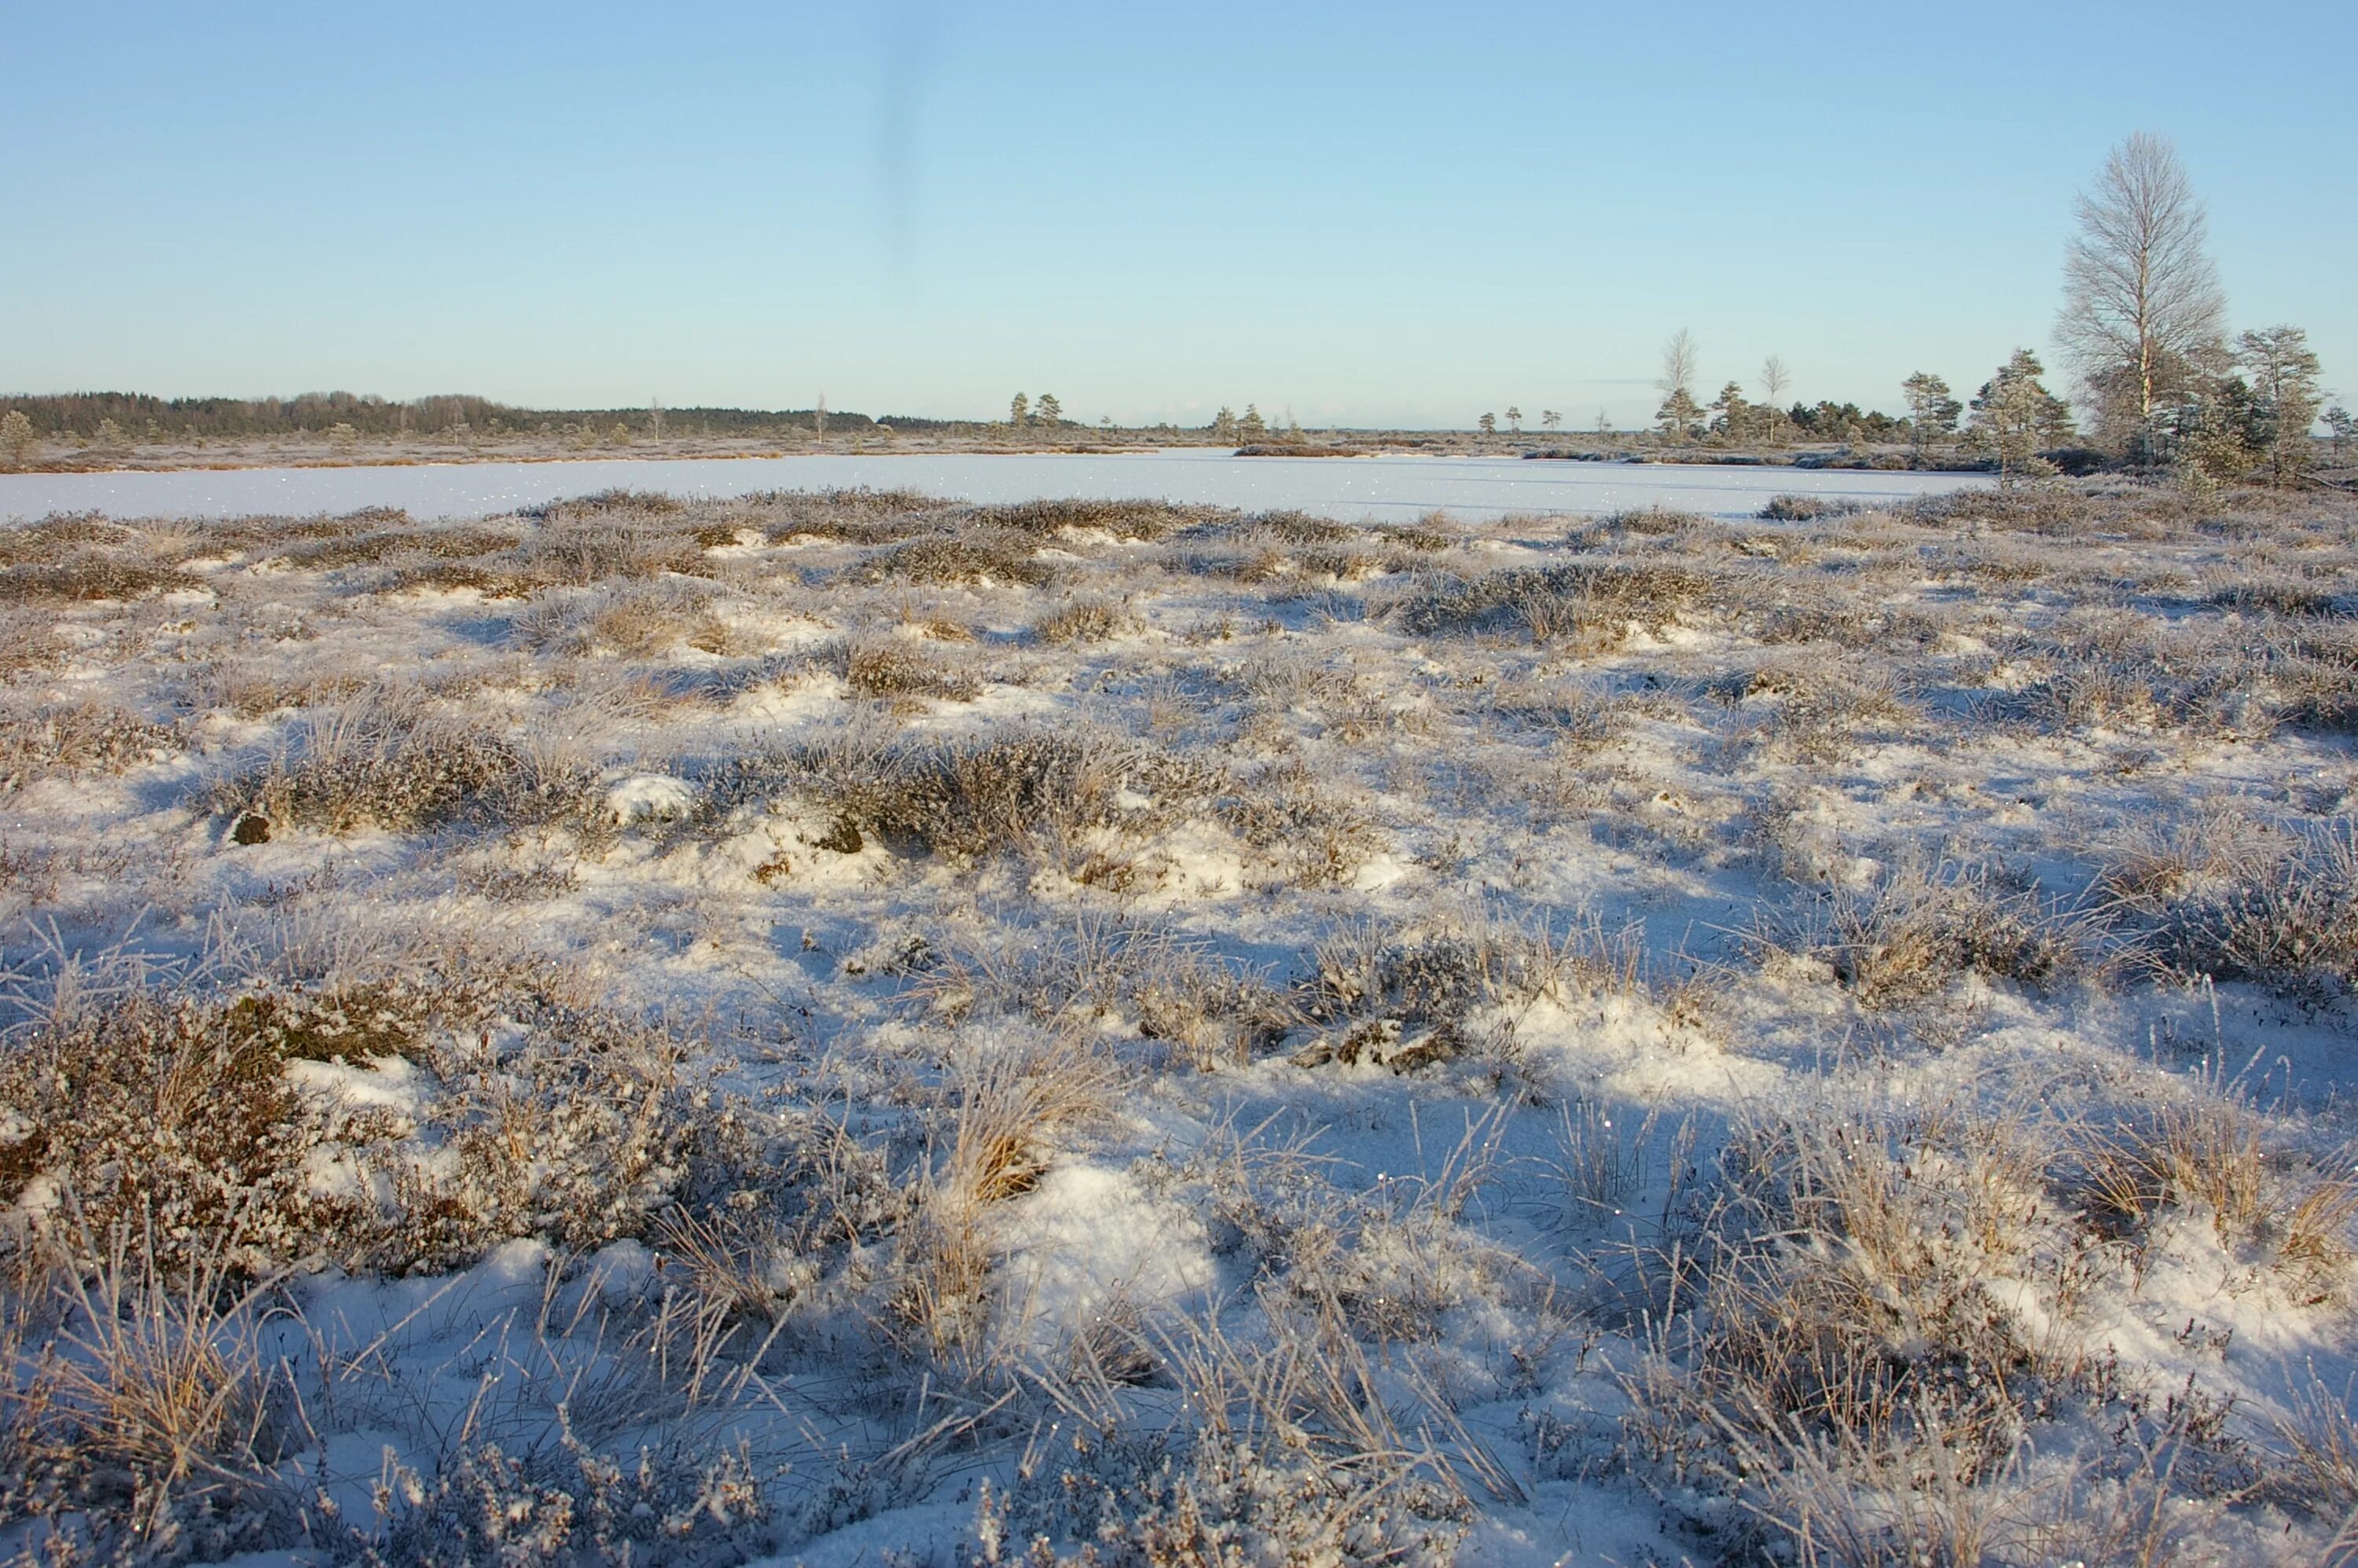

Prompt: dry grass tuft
[890,1033,1115,1358]
[2103,817,2358,994]
[1756,861,2089,1011]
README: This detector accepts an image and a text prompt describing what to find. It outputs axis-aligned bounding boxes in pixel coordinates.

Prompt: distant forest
[0,391,975,439]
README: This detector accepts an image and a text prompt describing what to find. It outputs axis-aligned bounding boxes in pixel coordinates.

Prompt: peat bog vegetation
[3,479,2358,1564]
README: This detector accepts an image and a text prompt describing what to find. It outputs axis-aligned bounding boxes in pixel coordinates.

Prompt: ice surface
[0,448,1988,524]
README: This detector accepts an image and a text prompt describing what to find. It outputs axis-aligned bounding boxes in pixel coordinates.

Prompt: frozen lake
[0,449,1988,525]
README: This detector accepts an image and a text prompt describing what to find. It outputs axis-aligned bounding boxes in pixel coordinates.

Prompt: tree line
[0,391,986,444]
[1630,134,2339,486]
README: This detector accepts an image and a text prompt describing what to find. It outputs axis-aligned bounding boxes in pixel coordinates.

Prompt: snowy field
[0,450,1987,527]
[3,479,2357,1565]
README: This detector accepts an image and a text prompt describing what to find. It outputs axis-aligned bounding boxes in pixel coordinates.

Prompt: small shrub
[206,696,600,836]
[515,581,729,659]
[854,531,1054,588]
[0,553,198,604]
[0,979,356,1280]
[970,497,1204,540]
[1302,909,1648,1036]
[359,1437,770,1567]
[0,516,128,568]
[1757,861,2087,1011]
[1738,659,1914,761]
[268,525,519,571]
[1758,494,1860,522]
[2004,620,2267,736]
[516,488,685,525]
[1391,561,1711,648]
[1031,597,1133,645]
[2211,576,2348,619]
[0,702,178,791]
[1603,504,1707,533]
[833,635,981,702]
[710,726,1164,863]
[1239,510,1356,546]
[1374,522,1453,553]
[1216,759,1383,889]
[2103,817,2358,993]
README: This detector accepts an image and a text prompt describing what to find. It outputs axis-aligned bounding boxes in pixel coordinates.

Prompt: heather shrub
[0,701,178,791]
[1031,597,1134,645]
[1757,494,1859,522]
[1215,758,1383,889]
[0,552,199,604]
[970,497,1206,540]
[828,633,981,702]
[206,694,601,836]
[852,531,1055,588]
[710,726,1166,862]
[1390,561,1711,648]
[267,525,520,571]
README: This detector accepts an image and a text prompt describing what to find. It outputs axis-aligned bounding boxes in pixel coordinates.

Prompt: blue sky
[3,2,2350,428]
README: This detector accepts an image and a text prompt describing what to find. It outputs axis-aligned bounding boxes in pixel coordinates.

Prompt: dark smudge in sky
[876,0,932,285]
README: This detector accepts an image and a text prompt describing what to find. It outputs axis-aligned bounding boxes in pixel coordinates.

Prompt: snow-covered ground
[0,449,1988,527]
[1,480,2354,1566]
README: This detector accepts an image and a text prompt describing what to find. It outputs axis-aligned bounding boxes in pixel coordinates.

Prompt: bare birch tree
[1657,329,1702,442]
[1759,354,1791,446]
[1660,330,1699,403]
[2055,133,2227,452]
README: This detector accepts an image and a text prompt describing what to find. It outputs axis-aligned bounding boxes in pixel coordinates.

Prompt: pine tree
[2235,326,2323,486]
[1709,382,1753,442]
[1478,412,1497,436]
[1901,373,1963,458]
[1213,406,1238,442]
[1967,351,2073,485]
[1504,406,1522,434]
[1036,393,1062,426]
[1541,410,1562,431]
[1009,392,1030,428]
[1655,389,1702,442]
[0,410,35,471]
[1239,404,1266,440]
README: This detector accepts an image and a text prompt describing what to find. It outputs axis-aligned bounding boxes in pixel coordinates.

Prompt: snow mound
[604,773,700,824]
[996,1163,1214,1353]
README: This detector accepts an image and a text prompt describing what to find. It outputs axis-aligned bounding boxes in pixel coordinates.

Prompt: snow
[994,1162,1216,1354]
[6,479,2356,1566]
[605,771,701,823]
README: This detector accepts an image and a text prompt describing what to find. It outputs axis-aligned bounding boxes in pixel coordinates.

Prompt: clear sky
[3,1,2350,429]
